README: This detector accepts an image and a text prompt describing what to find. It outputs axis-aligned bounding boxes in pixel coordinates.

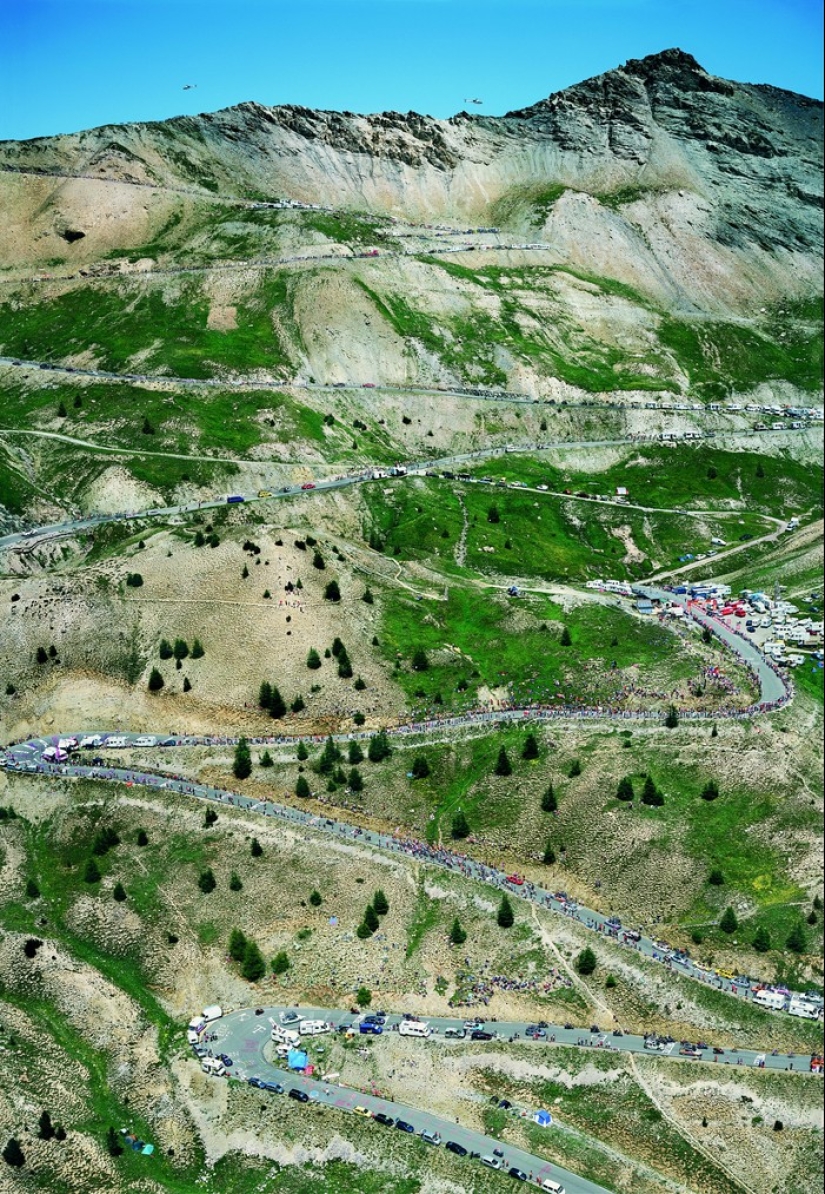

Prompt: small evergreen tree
[348,741,364,765]
[229,929,248,962]
[641,776,661,806]
[147,667,164,692]
[260,749,274,768]
[786,921,807,954]
[362,588,374,604]
[708,868,725,886]
[258,680,272,709]
[291,694,306,714]
[364,904,380,933]
[159,639,173,660]
[449,917,467,945]
[268,686,287,719]
[560,626,572,647]
[312,551,326,570]
[271,951,290,975]
[521,733,539,760]
[411,647,429,672]
[3,1138,25,1168]
[182,676,192,693]
[250,837,263,857]
[309,890,323,907]
[296,775,311,798]
[616,777,634,802]
[568,758,582,778]
[497,895,514,928]
[307,648,322,670]
[664,705,679,728]
[229,872,243,892]
[451,810,470,839]
[367,730,391,762]
[137,829,149,847]
[173,638,189,661]
[356,921,373,939]
[373,889,389,916]
[37,1110,56,1141]
[191,638,205,658]
[337,652,353,679]
[83,858,101,884]
[576,947,597,975]
[700,780,720,801]
[36,645,48,664]
[494,747,512,777]
[319,736,342,773]
[241,941,266,982]
[752,926,771,953]
[541,784,557,813]
[198,868,216,894]
[411,756,430,779]
[233,737,252,779]
[297,741,309,761]
[106,1127,123,1157]
[324,580,341,602]
[348,768,364,792]
[542,841,556,865]
[25,878,40,899]
[113,882,127,902]
[356,986,372,1008]
[719,906,738,934]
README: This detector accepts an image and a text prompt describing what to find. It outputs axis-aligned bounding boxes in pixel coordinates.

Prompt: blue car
[360,1022,383,1035]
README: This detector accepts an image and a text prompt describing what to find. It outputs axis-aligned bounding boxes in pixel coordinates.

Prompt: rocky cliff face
[0,49,822,317]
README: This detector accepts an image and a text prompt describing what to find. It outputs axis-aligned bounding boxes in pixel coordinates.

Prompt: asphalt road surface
[5,724,820,1019]
[209,1006,613,1194]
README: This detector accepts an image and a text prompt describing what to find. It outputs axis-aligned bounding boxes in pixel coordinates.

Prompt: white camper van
[201,1057,227,1077]
[299,1019,331,1036]
[398,1020,432,1038]
[752,989,786,1012]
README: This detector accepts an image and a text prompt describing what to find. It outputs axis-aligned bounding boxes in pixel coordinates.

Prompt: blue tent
[287,1048,309,1070]
[533,1109,552,1127]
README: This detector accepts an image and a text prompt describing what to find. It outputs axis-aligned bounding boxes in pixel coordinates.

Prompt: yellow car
[716,969,735,980]
[353,1105,373,1118]
[257,489,273,498]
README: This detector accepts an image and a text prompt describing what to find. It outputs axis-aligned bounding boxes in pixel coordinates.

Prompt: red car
[505,874,524,886]
[301,482,316,490]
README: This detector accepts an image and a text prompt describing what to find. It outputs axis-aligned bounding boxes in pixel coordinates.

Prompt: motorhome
[201,1057,227,1077]
[788,997,822,1020]
[752,989,786,1012]
[299,1019,331,1036]
[272,1025,300,1046]
[398,1020,432,1038]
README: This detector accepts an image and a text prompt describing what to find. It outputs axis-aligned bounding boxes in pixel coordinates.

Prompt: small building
[615,486,629,497]
[636,600,654,615]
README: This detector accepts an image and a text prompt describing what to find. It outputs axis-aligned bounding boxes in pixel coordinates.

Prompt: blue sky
[2,0,822,140]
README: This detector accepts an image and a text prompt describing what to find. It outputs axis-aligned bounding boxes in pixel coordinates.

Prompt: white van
[299,1019,331,1036]
[201,1057,226,1076]
[541,1182,566,1194]
[399,1020,432,1038]
[202,1005,223,1022]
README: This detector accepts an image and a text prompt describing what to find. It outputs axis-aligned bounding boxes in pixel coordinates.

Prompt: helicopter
[464,98,483,105]
[182,84,197,91]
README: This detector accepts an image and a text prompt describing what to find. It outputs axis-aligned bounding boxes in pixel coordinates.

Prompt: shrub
[411,756,430,779]
[786,921,807,954]
[362,588,374,604]
[159,639,173,660]
[309,890,322,907]
[229,873,243,892]
[260,749,274,768]
[337,652,353,679]
[708,868,725,886]
[113,882,127,902]
[752,926,771,953]
[568,759,582,778]
[92,827,120,856]
[451,810,470,839]
[354,676,366,690]
[291,694,306,714]
[25,878,40,899]
[37,1111,56,1141]
[306,648,322,670]
[250,837,263,857]
[605,974,617,989]
[641,776,663,806]
[147,667,164,692]
[296,775,311,798]
[542,842,556,865]
[560,626,572,646]
[182,676,192,692]
[36,646,48,664]
[324,580,341,602]
[312,551,326,570]
[83,859,101,884]
[411,647,429,672]
[353,712,365,726]
[664,705,679,728]
[125,572,143,587]
[576,947,597,975]
[136,829,149,847]
[356,986,372,1008]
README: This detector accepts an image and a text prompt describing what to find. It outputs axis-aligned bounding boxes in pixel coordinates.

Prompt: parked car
[353,1106,372,1118]
[471,1029,494,1041]
[288,1089,309,1102]
[394,1119,415,1133]
[508,1168,529,1181]
[301,482,316,490]
[445,1141,468,1156]
[373,1112,394,1126]
[481,1156,502,1169]
[261,1081,284,1093]
[280,1011,301,1025]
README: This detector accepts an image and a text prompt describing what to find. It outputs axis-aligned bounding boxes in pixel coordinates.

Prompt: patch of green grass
[405,877,443,958]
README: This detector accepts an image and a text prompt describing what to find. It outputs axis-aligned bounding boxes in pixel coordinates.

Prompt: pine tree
[147,667,164,692]
[337,652,353,679]
[36,645,48,664]
[37,1110,56,1141]
[348,768,364,792]
[137,829,149,847]
[309,890,322,907]
[197,868,216,894]
[576,947,597,975]
[233,737,252,779]
[719,906,738,934]
[494,747,512,777]
[568,758,582,778]
[411,647,429,671]
[307,648,322,670]
[541,784,557,813]
[361,588,374,604]
[250,837,263,858]
[449,917,467,945]
[616,777,634,802]
[291,694,306,713]
[664,705,679,728]
[497,895,515,928]
[159,639,173,660]
[173,638,189,661]
[560,626,572,647]
[241,941,266,982]
[3,1138,25,1168]
[113,882,127,902]
[296,775,311,798]
[268,686,287,719]
[258,680,272,709]
[364,903,380,933]
[451,810,470,839]
[521,733,539,760]
[542,841,556,865]
[260,749,274,768]
[373,889,389,916]
[182,676,192,693]
[324,580,341,602]
[106,1127,123,1156]
[191,638,205,658]
[312,551,326,570]
[229,929,248,962]
[641,776,660,806]
[297,741,309,761]
[752,926,771,953]
[83,858,101,884]
[708,868,725,886]
[700,780,720,801]
[786,921,807,954]
[367,730,390,762]
[348,741,364,765]
[25,878,40,899]
[356,921,373,939]
[271,951,290,975]
[319,736,342,773]
[356,986,372,1008]
[411,756,430,779]
[229,873,243,892]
